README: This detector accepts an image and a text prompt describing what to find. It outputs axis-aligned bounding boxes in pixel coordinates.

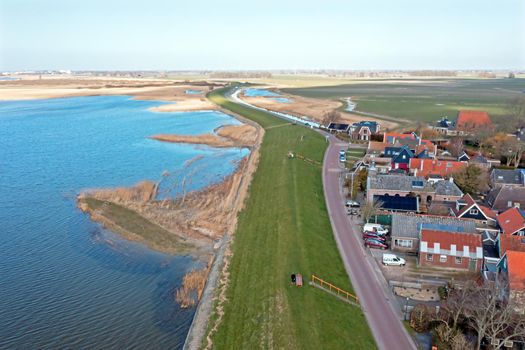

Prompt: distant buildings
[348,121,380,141]
[430,110,493,136]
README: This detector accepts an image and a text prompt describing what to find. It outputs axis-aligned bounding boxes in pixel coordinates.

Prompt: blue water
[0,77,20,81]
[269,97,292,103]
[0,95,248,349]
[185,89,202,95]
[243,88,280,97]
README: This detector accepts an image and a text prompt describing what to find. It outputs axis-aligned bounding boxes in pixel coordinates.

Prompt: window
[402,155,406,159]
[469,209,478,215]
[508,201,513,208]
[440,255,447,263]
[426,254,433,261]
[455,256,462,264]
[395,239,413,248]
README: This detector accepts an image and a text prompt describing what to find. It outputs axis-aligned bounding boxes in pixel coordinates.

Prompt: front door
[469,258,477,271]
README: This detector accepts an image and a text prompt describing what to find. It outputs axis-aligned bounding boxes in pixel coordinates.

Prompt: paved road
[322,134,416,350]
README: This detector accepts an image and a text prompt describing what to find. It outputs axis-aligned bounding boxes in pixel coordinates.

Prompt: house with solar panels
[366,173,463,214]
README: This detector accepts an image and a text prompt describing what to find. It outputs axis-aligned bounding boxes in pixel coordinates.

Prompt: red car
[362,232,387,242]
[364,238,388,250]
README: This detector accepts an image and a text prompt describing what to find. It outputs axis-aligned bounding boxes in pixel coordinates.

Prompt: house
[497,207,525,235]
[418,224,483,271]
[391,146,414,171]
[390,213,477,254]
[490,168,525,188]
[450,194,497,226]
[455,110,493,133]
[327,123,350,133]
[409,158,467,178]
[458,151,470,162]
[366,174,463,210]
[433,116,454,135]
[383,132,417,144]
[349,121,380,141]
[497,250,525,313]
[486,186,525,212]
[497,234,525,256]
[515,126,525,142]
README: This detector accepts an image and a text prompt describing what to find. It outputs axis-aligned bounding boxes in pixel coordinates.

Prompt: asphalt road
[322,134,417,350]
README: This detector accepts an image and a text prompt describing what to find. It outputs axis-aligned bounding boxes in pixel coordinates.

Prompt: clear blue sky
[1,0,524,71]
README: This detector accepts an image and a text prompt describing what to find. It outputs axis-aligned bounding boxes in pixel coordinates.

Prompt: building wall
[418,252,482,271]
[392,237,419,253]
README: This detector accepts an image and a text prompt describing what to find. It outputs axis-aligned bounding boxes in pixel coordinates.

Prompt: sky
[0,0,524,71]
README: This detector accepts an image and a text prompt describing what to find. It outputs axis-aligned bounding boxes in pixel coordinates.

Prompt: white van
[382,254,406,266]
[363,223,388,235]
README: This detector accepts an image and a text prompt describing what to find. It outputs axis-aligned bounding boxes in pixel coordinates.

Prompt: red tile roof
[505,250,525,291]
[410,158,467,178]
[421,229,482,251]
[455,110,493,131]
[383,132,415,143]
[497,207,525,235]
[454,194,497,220]
[499,234,525,255]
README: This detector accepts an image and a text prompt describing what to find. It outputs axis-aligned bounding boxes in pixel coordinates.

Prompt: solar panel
[374,195,417,211]
[412,180,424,188]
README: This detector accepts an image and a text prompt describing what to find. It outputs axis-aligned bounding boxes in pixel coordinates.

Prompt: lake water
[269,97,292,103]
[0,95,248,349]
[185,89,202,95]
[243,88,279,97]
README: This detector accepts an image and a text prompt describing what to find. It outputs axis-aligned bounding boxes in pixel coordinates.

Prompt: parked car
[362,231,387,241]
[345,200,360,208]
[364,238,388,250]
[363,223,388,235]
[382,253,406,266]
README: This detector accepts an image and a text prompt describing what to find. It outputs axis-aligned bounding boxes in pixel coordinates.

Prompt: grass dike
[198,87,376,349]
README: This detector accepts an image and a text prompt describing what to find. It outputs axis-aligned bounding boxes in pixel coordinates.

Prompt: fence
[310,275,359,305]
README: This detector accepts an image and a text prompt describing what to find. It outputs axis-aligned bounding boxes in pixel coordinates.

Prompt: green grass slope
[206,88,375,349]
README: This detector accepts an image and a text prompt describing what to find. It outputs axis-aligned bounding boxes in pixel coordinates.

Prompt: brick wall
[419,252,482,271]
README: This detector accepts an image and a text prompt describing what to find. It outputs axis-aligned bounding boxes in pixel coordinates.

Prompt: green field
[206,88,375,349]
[284,78,525,124]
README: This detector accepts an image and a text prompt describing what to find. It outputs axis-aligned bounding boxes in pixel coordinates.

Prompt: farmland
[283,78,525,124]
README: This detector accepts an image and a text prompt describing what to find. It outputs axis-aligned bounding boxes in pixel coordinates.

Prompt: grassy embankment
[284,78,525,125]
[206,88,375,349]
[81,197,192,254]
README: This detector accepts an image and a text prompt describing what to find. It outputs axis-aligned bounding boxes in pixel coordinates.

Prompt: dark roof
[327,122,350,131]
[453,194,497,220]
[391,213,477,239]
[368,174,434,192]
[392,146,414,163]
[438,117,452,128]
[374,195,418,212]
[458,152,470,161]
[490,169,524,186]
[353,121,379,133]
[482,231,499,259]
[487,186,525,212]
[434,180,464,197]
[470,154,488,164]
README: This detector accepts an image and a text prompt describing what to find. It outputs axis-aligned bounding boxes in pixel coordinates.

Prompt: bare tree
[361,198,383,223]
[447,137,465,158]
[509,96,525,130]
[322,110,341,126]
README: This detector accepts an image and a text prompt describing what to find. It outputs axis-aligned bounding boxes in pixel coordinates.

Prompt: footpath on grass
[200,87,375,349]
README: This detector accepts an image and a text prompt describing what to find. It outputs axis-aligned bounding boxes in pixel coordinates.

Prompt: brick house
[349,121,380,141]
[497,250,525,314]
[390,213,477,254]
[497,207,525,235]
[367,174,463,212]
[419,225,483,271]
[454,110,493,133]
[409,158,467,179]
